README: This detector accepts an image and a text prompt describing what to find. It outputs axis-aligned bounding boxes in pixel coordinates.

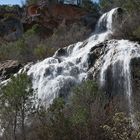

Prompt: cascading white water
[27,8,118,106]
[99,40,140,128]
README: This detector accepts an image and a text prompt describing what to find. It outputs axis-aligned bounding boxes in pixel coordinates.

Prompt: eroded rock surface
[0,60,22,81]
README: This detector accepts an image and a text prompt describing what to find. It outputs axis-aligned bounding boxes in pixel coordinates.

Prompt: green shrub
[22,80,106,140]
[133,26,140,40]
[103,112,140,140]
[44,23,91,49]
[82,0,100,13]
[34,43,57,60]
[0,22,91,62]
[26,0,39,5]
[34,44,46,60]
[0,38,28,62]
[0,73,35,140]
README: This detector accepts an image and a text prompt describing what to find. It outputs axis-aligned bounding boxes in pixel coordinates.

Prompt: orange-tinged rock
[27,4,39,17]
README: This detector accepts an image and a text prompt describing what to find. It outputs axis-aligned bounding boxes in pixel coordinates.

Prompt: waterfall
[27,8,119,106]
[26,7,140,127]
[1,8,140,125]
[99,40,140,128]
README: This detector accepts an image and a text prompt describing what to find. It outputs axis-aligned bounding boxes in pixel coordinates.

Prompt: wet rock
[88,41,108,69]
[55,48,67,57]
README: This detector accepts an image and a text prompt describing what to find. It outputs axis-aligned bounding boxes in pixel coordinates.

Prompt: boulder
[0,60,22,80]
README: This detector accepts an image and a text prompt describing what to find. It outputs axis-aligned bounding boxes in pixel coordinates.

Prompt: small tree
[82,0,100,13]
[0,73,35,140]
[66,80,106,140]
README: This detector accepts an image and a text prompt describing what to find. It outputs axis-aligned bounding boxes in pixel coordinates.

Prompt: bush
[26,0,39,5]
[103,112,140,140]
[0,22,91,62]
[27,81,106,140]
[0,73,35,140]
[133,26,140,40]
[0,38,29,62]
[113,13,140,41]
[44,23,91,49]
[82,0,100,13]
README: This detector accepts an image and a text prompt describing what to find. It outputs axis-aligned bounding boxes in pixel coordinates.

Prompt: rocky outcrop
[0,60,22,81]
[26,4,39,17]
[0,4,99,41]
[87,40,140,102]
[87,40,109,80]
[24,4,99,32]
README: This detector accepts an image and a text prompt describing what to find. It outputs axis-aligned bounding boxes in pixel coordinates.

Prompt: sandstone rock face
[24,4,99,32]
[27,4,39,17]
[0,60,22,81]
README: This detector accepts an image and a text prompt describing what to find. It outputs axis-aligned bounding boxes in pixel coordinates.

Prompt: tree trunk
[13,111,17,140]
[21,98,26,140]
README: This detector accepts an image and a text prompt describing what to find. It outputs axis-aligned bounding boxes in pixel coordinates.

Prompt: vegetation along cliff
[0,0,140,140]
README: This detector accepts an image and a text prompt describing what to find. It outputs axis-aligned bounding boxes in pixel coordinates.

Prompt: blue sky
[0,0,99,6]
[0,0,24,5]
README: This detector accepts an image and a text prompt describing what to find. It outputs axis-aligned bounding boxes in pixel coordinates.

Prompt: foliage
[103,112,140,140]
[1,78,140,140]
[0,38,27,62]
[26,0,40,5]
[66,81,106,139]
[0,5,21,12]
[99,0,140,13]
[46,23,91,49]
[133,26,140,40]
[0,73,35,140]
[27,80,106,140]
[34,43,57,59]
[0,22,91,62]
[0,5,22,19]
[82,0,100,13]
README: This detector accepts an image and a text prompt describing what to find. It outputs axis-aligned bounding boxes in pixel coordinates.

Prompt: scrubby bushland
[0,80,106,140]
[22,81,107,140]
[0,23,91,62]
[112,10,140,41]
[103,112,140,140]
[99,0,140,13]
[1,78,140,140]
